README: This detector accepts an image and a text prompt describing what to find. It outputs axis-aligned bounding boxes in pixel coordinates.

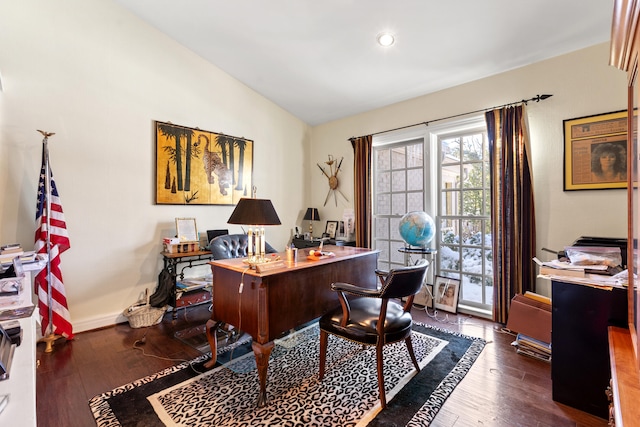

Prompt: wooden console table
[203,245,378,406]
[161,250,213,318]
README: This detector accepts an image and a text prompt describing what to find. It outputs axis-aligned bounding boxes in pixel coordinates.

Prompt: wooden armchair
[318,259,429,408]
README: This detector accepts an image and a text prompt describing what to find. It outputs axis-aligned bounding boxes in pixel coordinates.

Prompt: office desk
[204,246,378,406]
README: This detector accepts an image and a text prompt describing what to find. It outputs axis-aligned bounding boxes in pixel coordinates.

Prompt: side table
[161,250,213,318]
[398,247,437,306]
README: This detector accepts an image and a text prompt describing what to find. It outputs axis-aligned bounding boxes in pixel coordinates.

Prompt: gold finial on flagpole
[37,130,55,138]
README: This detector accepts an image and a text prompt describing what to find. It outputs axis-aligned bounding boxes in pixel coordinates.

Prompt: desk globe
[398,211,435,248]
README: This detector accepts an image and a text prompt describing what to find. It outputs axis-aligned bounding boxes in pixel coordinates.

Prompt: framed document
[563,110,629,191]
[175,218,198,242]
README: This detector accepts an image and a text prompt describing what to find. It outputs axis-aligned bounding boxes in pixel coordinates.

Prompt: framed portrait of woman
[563,110,632,191]
[433,276,460,314]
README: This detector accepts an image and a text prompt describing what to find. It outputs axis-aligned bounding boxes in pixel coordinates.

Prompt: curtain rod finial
[535,94,553,102]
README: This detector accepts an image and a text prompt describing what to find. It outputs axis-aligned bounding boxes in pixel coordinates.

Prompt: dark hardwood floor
[35,303,607,427]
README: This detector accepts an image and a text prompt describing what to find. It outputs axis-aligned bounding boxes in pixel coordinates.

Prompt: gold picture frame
[563,110,628,191]
[155,121,254,205]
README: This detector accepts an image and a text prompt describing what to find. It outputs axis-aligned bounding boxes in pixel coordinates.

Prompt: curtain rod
[349,94,553,141]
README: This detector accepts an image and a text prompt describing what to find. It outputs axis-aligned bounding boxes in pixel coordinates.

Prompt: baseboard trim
[74,312,128,333]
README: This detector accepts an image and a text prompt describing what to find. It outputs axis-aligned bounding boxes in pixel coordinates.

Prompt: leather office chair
[318,259,429,409]
[208,233,277,259]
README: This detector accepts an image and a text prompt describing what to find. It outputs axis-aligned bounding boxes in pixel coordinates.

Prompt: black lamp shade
[303,208,320,222]
[227,198,281,225]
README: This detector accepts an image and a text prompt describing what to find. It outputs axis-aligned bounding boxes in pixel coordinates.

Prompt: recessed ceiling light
[377,32,395,47]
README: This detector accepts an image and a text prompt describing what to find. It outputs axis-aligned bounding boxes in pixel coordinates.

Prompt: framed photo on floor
[413,283,433,308]
[433,276,460,314]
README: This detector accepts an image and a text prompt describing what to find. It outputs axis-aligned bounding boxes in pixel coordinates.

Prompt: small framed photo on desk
[176,217,198,242]
[325,221,338,239]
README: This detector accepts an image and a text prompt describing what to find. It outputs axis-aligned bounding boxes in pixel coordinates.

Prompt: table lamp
[228,197,281,265]
[303,208,320,237]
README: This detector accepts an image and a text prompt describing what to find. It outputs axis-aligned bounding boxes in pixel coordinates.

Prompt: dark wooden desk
[204,245,379,406]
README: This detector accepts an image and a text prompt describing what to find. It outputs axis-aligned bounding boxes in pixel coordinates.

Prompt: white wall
[311,42,628,296]
[0,0,310,332]
[0,1,627,332]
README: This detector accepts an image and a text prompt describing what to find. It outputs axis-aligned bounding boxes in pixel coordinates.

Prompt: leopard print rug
[90,323,485,426]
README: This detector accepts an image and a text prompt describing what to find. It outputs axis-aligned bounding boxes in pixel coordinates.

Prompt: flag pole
[37,129,62,353]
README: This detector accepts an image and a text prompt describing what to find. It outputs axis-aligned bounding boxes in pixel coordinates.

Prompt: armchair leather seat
[208,233,277,260]
[319,298,412,346]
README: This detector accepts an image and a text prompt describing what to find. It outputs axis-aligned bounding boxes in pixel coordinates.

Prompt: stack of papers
[534,257,627,288]
[513,333,551,362]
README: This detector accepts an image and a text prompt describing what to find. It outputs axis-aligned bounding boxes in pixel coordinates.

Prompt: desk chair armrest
[375,269,389,288]
[330,282,382,298]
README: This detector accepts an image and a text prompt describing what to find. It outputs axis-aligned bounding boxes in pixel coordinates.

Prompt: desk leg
[253,340,275,407]
[203,319,223,369]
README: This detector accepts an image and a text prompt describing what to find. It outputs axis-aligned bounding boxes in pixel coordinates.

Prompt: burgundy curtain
[485,105,536,323]
[351,135,373,248]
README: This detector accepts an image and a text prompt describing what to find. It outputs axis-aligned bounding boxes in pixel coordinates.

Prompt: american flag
[34,144,73,339]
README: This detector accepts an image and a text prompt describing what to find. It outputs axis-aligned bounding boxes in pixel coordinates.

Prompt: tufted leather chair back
[208,234,277,260]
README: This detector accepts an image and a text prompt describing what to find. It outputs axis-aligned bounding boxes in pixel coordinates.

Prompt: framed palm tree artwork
[155,121,254,205]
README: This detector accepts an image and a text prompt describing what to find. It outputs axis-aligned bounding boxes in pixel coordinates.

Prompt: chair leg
[404,335,421,372]
[319,330,328,380]
[376,341,387,409]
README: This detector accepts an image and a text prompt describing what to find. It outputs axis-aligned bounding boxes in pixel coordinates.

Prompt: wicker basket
[123,289,167,328]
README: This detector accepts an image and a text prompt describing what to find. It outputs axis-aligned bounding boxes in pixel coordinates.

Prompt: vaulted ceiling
[113,0,613,125]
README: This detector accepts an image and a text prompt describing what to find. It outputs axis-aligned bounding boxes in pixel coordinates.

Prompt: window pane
[441,137,460,165]
[377,193,390,215]
[462,220,483,246]
[461,274,483,304]
[440,245,459,271]
[374,240,390,266]
[375,217,389,239]
[390,240,405,264]
[462,189,483,215]
[440,218,458,242]
[442,164,461,189]
[377,149,390,170]
[377,171,390,192]
[407,168,423,191]
[392,147,406,169]
[462,162,483,189]
[392,170,406,192]
[462,134,484,161]
[407,192,423,212]
[390,217,401,240]
[407,144,423,167]
[391,193,406,216]
[462,248,484,274]
[441,190,460,215]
